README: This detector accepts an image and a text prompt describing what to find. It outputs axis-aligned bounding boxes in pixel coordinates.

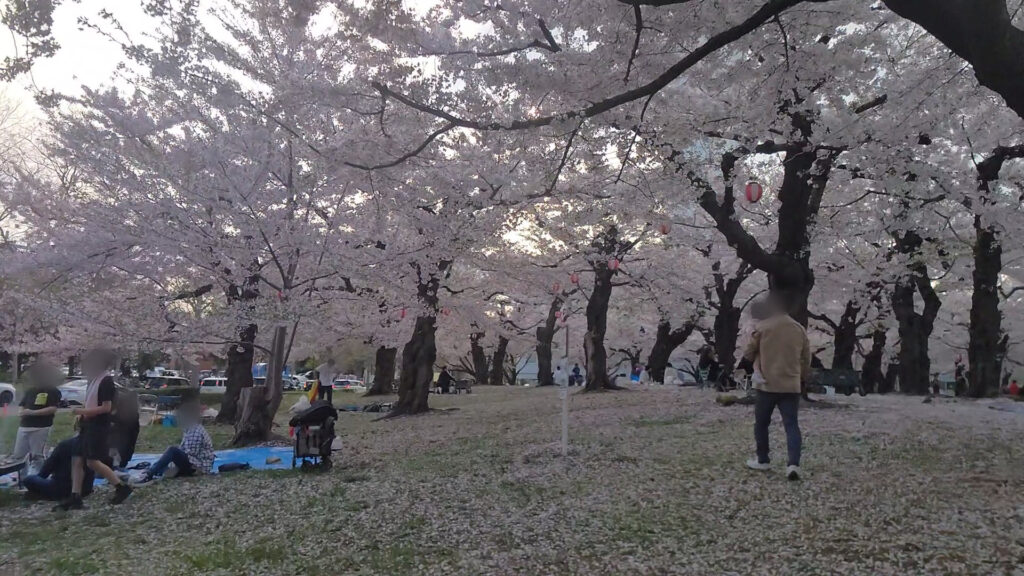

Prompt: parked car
[333,379,366,393]
[0,382,15,406]
[57,378,90,406]
[58,378,134,406]
[145,375,191,390]
[290,371,315,390]
[199,377,228,394]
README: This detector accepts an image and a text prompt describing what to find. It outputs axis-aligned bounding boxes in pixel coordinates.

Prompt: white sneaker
[746,457,771,471]
[786,465,801,481]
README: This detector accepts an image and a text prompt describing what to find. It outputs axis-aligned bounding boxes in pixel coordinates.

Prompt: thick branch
[375,0,806,131]
[882,0,1024,119]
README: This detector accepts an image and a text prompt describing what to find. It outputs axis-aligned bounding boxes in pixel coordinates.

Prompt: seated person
[136,402,214,483]
[23,436,95,502]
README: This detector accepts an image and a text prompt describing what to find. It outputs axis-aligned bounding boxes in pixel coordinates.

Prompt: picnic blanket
[1,446,294,488]
[110,446,294,484]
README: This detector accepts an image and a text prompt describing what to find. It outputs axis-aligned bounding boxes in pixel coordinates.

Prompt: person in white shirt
[315,358,337,405]
[553,365,569,387]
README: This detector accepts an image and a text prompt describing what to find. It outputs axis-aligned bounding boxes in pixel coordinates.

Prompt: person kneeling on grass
[57,349,133,511]
[136,401,214,484]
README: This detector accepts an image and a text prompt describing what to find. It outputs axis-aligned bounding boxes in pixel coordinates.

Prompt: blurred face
[82,351,111,378]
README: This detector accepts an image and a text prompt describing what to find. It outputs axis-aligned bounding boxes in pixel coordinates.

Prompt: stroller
[288,400,338,470]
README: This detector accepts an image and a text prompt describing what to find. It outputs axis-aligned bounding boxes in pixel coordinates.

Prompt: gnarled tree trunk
[968,221,1001,397]
[489,336,510,386]
[392,315,437,415]
[535,295,566,387]
[861,328,886,394]
[219,322,256,424]
[646,320,696,383]
[470,332,489,385]
[584,262,616,391]
[892,231,941,395]
[218,273,259,424]
[365,346,397,396]
[233,325,286,446]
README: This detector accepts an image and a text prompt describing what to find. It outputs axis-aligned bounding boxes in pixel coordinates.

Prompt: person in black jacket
[436,367,453,394]
[23,437,95,502]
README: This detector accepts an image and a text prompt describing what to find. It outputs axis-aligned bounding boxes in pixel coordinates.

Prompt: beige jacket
[743,314,811,394]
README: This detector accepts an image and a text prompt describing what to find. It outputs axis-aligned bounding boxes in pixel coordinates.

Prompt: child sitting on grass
[136,399,214,483]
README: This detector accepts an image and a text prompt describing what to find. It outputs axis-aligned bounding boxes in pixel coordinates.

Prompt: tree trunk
[967,220,1002,398]
[536,325,555,386]
[66,356,77,378]
[832,300,861,370]
[489,336,509,386]
[365,346,397,396]
[218,322,256,424]
[861,328,886,394]
[646,320,695,383]
[470,332,489,385]
[392,315,437,415]
[584,265,616,391]
[892,231,941,395]
[218,273,259,424]
[713,306,742,376]
[232,325,286,446]
[536,296,565,387]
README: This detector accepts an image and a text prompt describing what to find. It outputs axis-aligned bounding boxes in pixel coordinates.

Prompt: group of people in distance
[10,348,215,510]
[553,364,584,387]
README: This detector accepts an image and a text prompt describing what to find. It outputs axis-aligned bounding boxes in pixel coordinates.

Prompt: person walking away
[571,364,582,387]
[57,349,133,510]
[23,436,95,502]
[13,363,62,474]
[135,400,214,483]
[436,367,453,394]
[740,294,810,481]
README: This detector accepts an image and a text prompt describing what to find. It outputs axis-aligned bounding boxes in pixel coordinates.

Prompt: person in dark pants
[57,349,133,511]
[436,367,453,394]
[23,437,95,502]
[740,294,811,481]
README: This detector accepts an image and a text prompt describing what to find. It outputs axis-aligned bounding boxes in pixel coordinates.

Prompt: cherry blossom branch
[373,0,807,131]
[624,3,645,84]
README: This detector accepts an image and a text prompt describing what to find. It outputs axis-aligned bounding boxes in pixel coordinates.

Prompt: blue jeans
[148,446,196,478]
[23,475,65,501]
[754,390,802,466]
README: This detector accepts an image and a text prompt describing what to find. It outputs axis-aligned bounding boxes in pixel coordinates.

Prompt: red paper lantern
[552,282,561,294]
[570,272,580,284]
[442,308,451,316]
[554,310,562,319]
[608,258,620,271]
[659,222,671,235]
[745,180,763,203]
[399,308,406,319]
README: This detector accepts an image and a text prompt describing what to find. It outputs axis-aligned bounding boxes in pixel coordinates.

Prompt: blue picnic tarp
[1,445,296,488]
[114,445,294,482]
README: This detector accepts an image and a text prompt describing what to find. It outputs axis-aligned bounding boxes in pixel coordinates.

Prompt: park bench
[810,368,865,397]
[453,379,472,394]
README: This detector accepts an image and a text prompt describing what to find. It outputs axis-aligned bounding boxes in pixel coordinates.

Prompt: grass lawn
[2,387,1024,575]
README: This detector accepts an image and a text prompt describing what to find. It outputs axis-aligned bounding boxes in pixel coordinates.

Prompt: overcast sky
[1,2,158,114]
